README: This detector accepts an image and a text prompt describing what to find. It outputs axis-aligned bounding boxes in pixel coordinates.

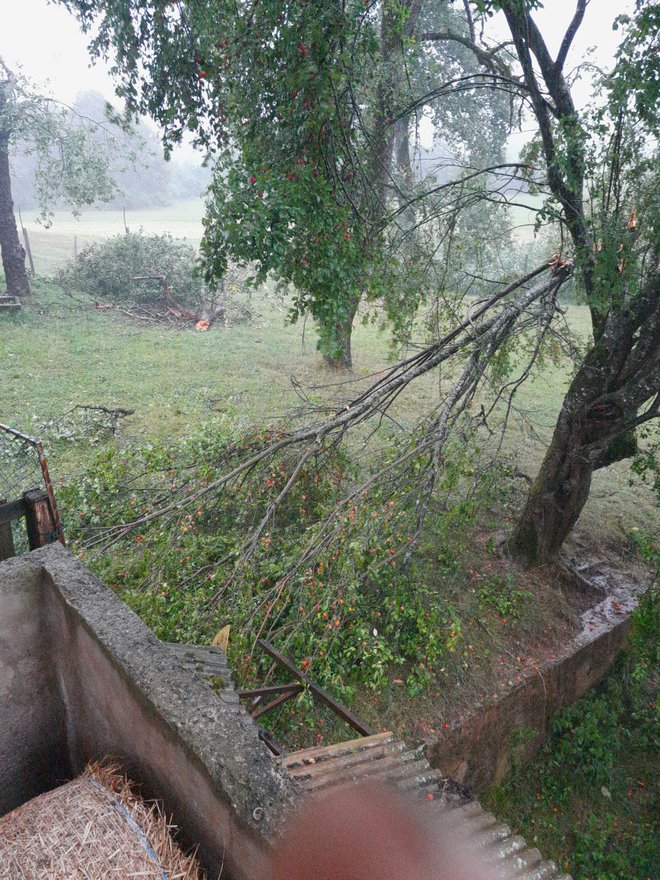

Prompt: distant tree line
[9,89,211,212]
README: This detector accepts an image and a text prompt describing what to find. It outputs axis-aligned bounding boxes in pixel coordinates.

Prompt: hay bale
[0,762,206,880]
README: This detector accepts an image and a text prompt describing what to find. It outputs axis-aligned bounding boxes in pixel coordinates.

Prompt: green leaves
[57,231,202,306]
[1,61,118,222]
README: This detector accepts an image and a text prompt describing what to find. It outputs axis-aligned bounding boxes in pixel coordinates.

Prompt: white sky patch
[1,0,633,162]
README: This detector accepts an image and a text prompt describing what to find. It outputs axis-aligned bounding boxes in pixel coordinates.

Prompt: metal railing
[0,423,65,559]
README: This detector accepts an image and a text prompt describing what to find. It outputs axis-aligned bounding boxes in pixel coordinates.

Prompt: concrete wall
[426,584,639,792]
[0,546,299,879]
[0,556,70,815]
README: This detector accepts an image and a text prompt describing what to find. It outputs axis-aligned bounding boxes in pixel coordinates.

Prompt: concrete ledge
[426,578,641,792]
[0,545,299,879]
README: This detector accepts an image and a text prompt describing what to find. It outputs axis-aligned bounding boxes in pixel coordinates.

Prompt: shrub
[57,231,202,306]
[482,604,659,880]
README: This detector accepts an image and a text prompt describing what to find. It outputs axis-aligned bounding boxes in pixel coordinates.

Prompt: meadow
[3,199,656,539]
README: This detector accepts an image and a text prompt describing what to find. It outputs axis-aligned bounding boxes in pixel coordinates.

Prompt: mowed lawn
[1,201,657,544]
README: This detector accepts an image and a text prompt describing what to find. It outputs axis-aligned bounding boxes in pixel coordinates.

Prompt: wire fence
[0,423,65,554]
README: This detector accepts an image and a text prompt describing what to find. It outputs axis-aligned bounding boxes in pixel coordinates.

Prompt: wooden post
[23,489,56,550]
[22,227,35,275]
[0,499,16,561]
[18,207,35,275]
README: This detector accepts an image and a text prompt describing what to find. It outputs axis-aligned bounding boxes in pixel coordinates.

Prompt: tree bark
[500,1,659,564]
[508,389,604,565]
[322,296,360,369]
[0,127,30,298]
[319,1,425,369]
[509,270,659,564]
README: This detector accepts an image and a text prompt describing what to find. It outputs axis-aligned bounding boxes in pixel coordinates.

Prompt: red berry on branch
[250,175,256,184]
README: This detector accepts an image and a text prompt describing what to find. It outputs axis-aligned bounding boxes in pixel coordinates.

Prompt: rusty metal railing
[0,423,65,557]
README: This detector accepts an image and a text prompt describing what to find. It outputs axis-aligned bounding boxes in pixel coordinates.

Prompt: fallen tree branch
[85,259,570,555]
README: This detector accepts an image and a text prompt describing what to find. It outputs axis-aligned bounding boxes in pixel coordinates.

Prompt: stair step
[282,732,395,769]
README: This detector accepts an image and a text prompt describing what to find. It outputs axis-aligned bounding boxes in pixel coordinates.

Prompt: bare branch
[420,29,514,79]
[555,0,589,73]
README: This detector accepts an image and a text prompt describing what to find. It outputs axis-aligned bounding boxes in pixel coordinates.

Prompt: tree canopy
[56,0,658,569]
[0,58,120,295]
[58,0,520,365]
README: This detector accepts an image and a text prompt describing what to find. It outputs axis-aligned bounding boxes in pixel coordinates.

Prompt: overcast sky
[1,0,632,158]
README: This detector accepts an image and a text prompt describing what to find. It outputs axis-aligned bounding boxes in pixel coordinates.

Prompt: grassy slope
[2,274,655,539]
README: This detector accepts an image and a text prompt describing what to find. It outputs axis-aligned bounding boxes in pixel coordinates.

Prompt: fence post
[23,489,57,550]
[22,227,35,276]
[0,499,16,561]
[18,207,35,275]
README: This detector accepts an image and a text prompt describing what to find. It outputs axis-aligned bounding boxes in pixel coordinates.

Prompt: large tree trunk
[508,404,597,565]
[322,1,424,369]
[509,269,659,564]
[0,128,30,297]
[509,384,627,564]
[322,296,360,369]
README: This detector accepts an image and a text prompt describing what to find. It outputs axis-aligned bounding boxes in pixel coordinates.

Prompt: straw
[0,761,206,880]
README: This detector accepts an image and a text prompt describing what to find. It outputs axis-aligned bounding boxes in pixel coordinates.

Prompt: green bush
[57,231,202,306]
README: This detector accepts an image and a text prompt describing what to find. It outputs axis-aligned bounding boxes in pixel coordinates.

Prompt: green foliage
[629,583,659,676]
[0,60,117,223]
[482,600,659,880]
[56,0,516,360]
[630,423,660,504]
[478,575,532,619]
[610,2,660,134]
[57,231,203,306]
[58,418,492,701]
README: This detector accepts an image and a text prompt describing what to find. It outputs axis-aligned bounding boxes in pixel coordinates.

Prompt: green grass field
[19,199,205,275]
[2,201,656,540]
